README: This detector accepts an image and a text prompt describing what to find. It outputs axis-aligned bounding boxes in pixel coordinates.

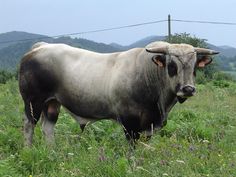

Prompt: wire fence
[0,18,236,45]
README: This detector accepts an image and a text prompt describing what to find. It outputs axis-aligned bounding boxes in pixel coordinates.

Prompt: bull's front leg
[119,115,141,146]
[123,128,141,142]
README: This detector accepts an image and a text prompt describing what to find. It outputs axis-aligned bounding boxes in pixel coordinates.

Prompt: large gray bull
[19,41,218,146]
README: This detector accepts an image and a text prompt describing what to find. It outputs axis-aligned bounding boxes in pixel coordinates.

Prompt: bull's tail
[23,99,44,146]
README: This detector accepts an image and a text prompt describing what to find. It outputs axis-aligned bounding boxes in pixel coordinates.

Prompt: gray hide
[19,41,219,145]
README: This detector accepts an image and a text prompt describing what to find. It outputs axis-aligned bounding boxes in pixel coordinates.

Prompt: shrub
[212,80,230,88]
[213,71,234,81]
[0,70,17,84]
[195,71,207,84]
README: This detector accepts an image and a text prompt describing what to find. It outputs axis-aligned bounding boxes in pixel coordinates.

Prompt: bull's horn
[194,47,219,55]
[146,47,167,54]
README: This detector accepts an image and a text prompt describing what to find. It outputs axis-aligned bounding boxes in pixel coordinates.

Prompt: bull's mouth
[175,85,196,103]
[176,92,195,103]
[177,92,195,97]
[177,96,187,103]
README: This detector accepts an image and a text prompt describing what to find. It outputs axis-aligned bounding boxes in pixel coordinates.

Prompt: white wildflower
[68,152,74,156]
[203,139,209,143]
[176,160,185,164]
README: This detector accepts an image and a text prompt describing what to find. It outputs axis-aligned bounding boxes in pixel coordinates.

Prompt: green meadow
[0,80,235,177]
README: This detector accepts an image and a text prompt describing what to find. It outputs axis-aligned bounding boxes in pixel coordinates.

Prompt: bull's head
[146,42,219,103]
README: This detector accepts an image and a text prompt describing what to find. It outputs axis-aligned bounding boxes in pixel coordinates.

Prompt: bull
[19,41,219,146]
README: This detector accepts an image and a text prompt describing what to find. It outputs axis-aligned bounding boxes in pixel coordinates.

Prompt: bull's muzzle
[177,85,196,98]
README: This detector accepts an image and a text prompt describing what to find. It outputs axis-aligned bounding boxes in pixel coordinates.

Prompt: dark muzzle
[176,85,196,98]
[182,85,196,97]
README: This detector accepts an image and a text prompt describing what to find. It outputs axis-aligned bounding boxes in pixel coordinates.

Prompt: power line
[172,19,236,25]
[1,18,236,45]
[0,19,167,44]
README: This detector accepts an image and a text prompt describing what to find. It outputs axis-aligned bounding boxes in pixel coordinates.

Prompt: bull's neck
[141,52,177,110]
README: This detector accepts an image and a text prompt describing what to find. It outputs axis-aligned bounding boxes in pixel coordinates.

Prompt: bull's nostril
[182,86,195,95]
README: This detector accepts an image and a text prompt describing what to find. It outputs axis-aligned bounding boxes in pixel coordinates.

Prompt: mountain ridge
[0,31,49,49]
[0,31,236,70]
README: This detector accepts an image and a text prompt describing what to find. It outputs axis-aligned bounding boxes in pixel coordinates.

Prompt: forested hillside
[0,31,48,49]
[0,32,120,70]
[1,31,236,78]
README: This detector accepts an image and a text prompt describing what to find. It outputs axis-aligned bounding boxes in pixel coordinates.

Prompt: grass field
[224,71,236,80]
[0,80,236,177]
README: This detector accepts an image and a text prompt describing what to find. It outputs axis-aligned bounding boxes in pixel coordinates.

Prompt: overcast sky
[1,0,236,47]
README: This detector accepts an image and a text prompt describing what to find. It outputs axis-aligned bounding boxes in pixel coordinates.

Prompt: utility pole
[168,14,171,42]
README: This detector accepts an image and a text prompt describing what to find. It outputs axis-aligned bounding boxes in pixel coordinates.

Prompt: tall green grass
[0,80,236,176]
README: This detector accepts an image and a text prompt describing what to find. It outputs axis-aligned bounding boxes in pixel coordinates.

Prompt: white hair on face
[168,44,195,56]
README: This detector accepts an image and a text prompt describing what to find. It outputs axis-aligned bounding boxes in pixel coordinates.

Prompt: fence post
[168,14,171,42]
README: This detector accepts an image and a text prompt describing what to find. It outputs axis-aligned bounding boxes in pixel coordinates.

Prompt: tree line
[0,33,234,84]
[0,69,17,84]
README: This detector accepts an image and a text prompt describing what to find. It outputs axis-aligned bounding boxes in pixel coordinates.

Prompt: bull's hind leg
[23,100,43,146]
[42,100,61,144]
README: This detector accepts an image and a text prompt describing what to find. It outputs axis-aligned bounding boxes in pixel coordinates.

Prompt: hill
[0,31,119,70]
[126,35,166,49]
[0,31,49,50]
[110,36,165,50]
[110,36,236,57]
[1,32,236,71]
[207,43,236,58]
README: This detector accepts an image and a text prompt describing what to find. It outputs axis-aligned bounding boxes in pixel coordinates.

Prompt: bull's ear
[152,55,166,67]
[195,47,219,68]
[197,55,212,68]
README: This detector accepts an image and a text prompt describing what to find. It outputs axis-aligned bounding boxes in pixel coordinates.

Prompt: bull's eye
[168,61,178,77]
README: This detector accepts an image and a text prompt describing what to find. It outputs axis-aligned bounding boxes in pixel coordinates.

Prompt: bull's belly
[56,92,114,119]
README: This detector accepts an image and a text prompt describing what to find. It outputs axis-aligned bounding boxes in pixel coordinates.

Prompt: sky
[1,0,236,47]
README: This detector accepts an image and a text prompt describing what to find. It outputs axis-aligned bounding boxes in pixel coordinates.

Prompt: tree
[167,32,207,48]
[165,33,219,82]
